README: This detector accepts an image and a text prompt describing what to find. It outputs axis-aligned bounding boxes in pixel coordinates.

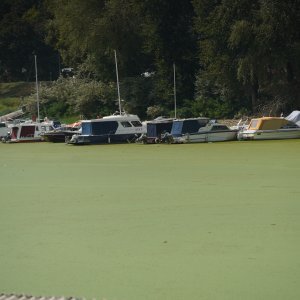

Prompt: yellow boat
[238,117,300,140]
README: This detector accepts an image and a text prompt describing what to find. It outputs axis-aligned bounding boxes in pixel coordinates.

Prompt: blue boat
[67,113,146,145]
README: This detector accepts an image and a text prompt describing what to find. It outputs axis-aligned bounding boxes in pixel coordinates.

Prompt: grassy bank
[0,140,300,300]
[0,82,34,115]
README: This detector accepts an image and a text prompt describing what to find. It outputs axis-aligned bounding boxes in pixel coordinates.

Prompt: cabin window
[283,122,298,128]
[36,126,39,131]
[183,120,208,134]
[20,126,35,137]
[90,121,118,135]
[131,121,142,127]
[0,123,6,128]
[121,121,132,127]
[213,125,228,131]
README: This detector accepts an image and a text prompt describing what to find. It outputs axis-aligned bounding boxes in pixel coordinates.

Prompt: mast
[114,50,122,114]
[34,54,40,122]
[173,63,177,119]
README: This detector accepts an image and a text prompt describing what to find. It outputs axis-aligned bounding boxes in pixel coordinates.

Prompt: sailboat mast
[34,54,40,122]
[173,63,177,119]
[114,50,122,114]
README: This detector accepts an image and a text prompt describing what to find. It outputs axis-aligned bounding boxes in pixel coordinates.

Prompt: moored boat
[67,113,145,145]
[237,116,300,140]
[3,121,55,143]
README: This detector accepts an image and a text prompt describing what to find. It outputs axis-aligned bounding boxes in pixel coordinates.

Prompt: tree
[46,0,146,79]
[193,0,300,115]
[139,0,198,111]
[26,75,117,119]
[0,0,59,82]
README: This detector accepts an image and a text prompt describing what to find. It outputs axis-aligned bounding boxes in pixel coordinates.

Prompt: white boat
[68,113,146,145]
[3,121,55,143]
[237,117,300,140]
[174,123,238,143]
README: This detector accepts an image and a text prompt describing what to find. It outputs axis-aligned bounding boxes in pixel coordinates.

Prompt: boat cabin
[81,115,144,136]
[9,122,54,142]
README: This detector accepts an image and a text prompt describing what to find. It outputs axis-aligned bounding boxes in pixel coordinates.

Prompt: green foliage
[0,82,34,115]
[146,105,165,119]
[1,0,300,119]
[191,96,235,119]
[0,98,21,115]
[193,0,300,113]
[0,0,59,82]
[45,0,198,117]
[26,76,117,119]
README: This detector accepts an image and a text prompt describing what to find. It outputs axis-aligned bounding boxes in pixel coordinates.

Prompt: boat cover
[248,118,288,130]
[147,122,173,138]
[171,118,209,137]
[285,111,300,126]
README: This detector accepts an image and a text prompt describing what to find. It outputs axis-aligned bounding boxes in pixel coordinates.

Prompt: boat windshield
[121,121,132,127]
[212,125,229,131]
[131,121,143,127]
[249,119,259,129]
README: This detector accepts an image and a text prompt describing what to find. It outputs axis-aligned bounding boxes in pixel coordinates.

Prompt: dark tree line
[0,0,60,82]
[1,0,299,119]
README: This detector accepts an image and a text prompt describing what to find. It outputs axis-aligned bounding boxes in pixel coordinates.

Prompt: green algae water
[0,140,300,300]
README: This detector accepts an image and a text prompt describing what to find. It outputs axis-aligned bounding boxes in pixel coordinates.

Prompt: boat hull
[42,131,79,143]
[176,130,238,143]
[8,138,43,143]
[238,129,300,140]
[68,133,140,145]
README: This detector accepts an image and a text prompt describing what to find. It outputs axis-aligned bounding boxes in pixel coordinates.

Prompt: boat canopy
[147,120,173,138]
[171,118,209,136]
[248,117,288,130]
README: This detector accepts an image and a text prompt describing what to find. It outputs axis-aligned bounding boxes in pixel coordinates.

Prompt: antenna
[114,50,122,114]
[34,54,40,122]
[173,63,177,119]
